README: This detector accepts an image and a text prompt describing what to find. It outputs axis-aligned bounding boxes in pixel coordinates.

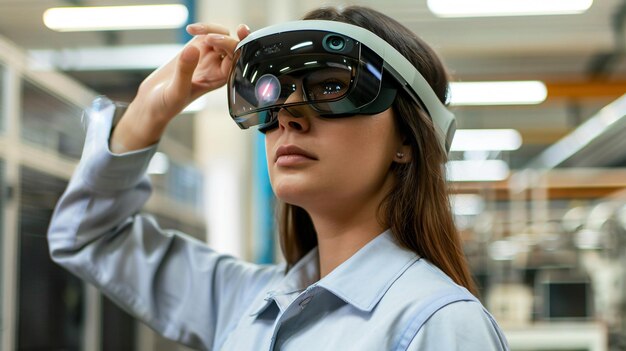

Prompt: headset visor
[228,30,386,129]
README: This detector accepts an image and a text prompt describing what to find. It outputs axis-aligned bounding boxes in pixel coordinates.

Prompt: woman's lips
[275,145,318,166]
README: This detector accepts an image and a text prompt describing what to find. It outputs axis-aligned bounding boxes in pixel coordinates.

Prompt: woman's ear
[393,144,412,163]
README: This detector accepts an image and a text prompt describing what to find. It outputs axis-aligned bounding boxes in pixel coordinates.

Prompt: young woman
[48,5,509,351]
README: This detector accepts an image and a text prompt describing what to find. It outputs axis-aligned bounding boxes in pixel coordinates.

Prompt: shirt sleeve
[47,97,281,351]
[406,301,509,351]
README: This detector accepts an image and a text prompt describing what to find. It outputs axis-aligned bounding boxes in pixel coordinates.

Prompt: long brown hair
[277,6,477,296]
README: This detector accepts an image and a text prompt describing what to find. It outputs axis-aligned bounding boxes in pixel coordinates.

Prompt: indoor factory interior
[1,0,626,350]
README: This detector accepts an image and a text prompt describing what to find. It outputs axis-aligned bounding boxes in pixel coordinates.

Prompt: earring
[396,152,404,159]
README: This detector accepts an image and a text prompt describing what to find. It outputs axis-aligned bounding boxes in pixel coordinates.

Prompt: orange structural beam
[546,81,626,100]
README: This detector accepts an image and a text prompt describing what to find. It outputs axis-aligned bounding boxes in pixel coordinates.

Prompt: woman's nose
[277,88,313,132]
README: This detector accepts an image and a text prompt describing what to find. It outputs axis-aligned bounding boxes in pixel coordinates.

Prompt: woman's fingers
[186,22,230,36]
[149,22,246,112]
[237,24,250,40]
[205,33,240,59]
[236,23,251,41]
[169,44,200,103]
[118,22,245,145]
[183,22,250,61]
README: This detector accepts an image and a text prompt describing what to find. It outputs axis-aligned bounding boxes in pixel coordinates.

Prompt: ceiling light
[29,45,183,70]
[428,0,593,18]
[451,129,522,151]
[449,81,547,106]
[451,194,485,216]
[529,93,626,168]
[43,5,189,32]
[447,160,510,182]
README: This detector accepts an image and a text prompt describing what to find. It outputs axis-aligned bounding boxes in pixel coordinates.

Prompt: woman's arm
[47,25,279,351]
[110,23,249,153]
[48,96,280,351]
[404,301,509,351]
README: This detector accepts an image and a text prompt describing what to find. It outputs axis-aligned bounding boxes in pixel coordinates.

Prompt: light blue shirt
[48,97,509,350]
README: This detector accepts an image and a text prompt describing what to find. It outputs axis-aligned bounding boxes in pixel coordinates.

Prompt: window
[18,166,84,350]
[20,80,85,159]
[150,158,204,211]
[0,64,5,134]
[167,160,204,210]
[0,159,4,348]
[101,296,136,351]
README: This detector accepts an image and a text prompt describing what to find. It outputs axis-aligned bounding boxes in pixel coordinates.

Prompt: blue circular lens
[327,36,345,51]
[255,74,281,107]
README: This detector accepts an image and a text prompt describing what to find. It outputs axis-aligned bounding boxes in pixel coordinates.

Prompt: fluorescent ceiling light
[449,81,547,106]
[29,45,183,71]
[428,0,593,17]
[43,5,188,32]
[450,194,485,216]
[451,129,522,151]
[447,160,510,182]
[529,93,626,168]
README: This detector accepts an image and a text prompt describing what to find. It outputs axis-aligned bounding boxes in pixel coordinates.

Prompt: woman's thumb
[171,45,200,97]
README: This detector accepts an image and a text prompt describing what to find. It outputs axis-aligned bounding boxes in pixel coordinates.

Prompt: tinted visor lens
[247,55,354,108]
[228,30,385,129]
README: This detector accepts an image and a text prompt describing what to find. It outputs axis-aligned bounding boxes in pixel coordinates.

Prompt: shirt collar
[250,248,320,316]
[316,229,419,312]
[251,230,419,317]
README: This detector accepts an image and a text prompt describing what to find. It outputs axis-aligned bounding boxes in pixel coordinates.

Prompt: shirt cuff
[76,96,158,192]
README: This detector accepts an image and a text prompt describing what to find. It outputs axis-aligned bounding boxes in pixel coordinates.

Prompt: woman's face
[264,102,406,214]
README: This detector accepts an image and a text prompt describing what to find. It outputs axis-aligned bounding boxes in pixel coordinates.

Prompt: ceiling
[1,0,625,169]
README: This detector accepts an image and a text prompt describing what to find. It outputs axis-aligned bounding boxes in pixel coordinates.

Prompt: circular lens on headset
[325,35,346,51]
[255,74,281,107]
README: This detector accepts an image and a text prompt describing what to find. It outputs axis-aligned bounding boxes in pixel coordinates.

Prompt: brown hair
[278,6,477,296]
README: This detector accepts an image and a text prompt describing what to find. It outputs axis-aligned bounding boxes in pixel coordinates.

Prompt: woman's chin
[272,182,318,208]
[274,188,308,207]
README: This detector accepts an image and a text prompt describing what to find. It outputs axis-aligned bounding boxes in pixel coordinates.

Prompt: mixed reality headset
[226,20,456,152]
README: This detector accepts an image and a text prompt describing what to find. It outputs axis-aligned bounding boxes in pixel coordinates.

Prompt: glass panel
[101,295,136,351]
[167,160,204,210]
[150,158,204,211]
[0,64,5,134]
[20,80,85,159]
[18,166,84,350]
[0,159,4,348]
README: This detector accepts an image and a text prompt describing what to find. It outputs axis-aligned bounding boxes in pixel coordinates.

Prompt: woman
[48,5,508,351]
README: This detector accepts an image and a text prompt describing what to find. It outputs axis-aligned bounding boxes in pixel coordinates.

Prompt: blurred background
[1,0,626,350]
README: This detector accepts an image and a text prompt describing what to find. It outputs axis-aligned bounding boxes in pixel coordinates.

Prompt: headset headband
[236,20,456,152]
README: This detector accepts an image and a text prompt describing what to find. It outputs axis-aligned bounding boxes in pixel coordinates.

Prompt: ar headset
[226,20,456,153]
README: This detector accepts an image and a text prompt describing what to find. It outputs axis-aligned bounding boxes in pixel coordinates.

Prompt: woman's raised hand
[110,23,251,153]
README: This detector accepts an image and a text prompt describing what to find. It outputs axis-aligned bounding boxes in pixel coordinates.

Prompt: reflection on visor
[255,74,281,107]
[231,57,363,112]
